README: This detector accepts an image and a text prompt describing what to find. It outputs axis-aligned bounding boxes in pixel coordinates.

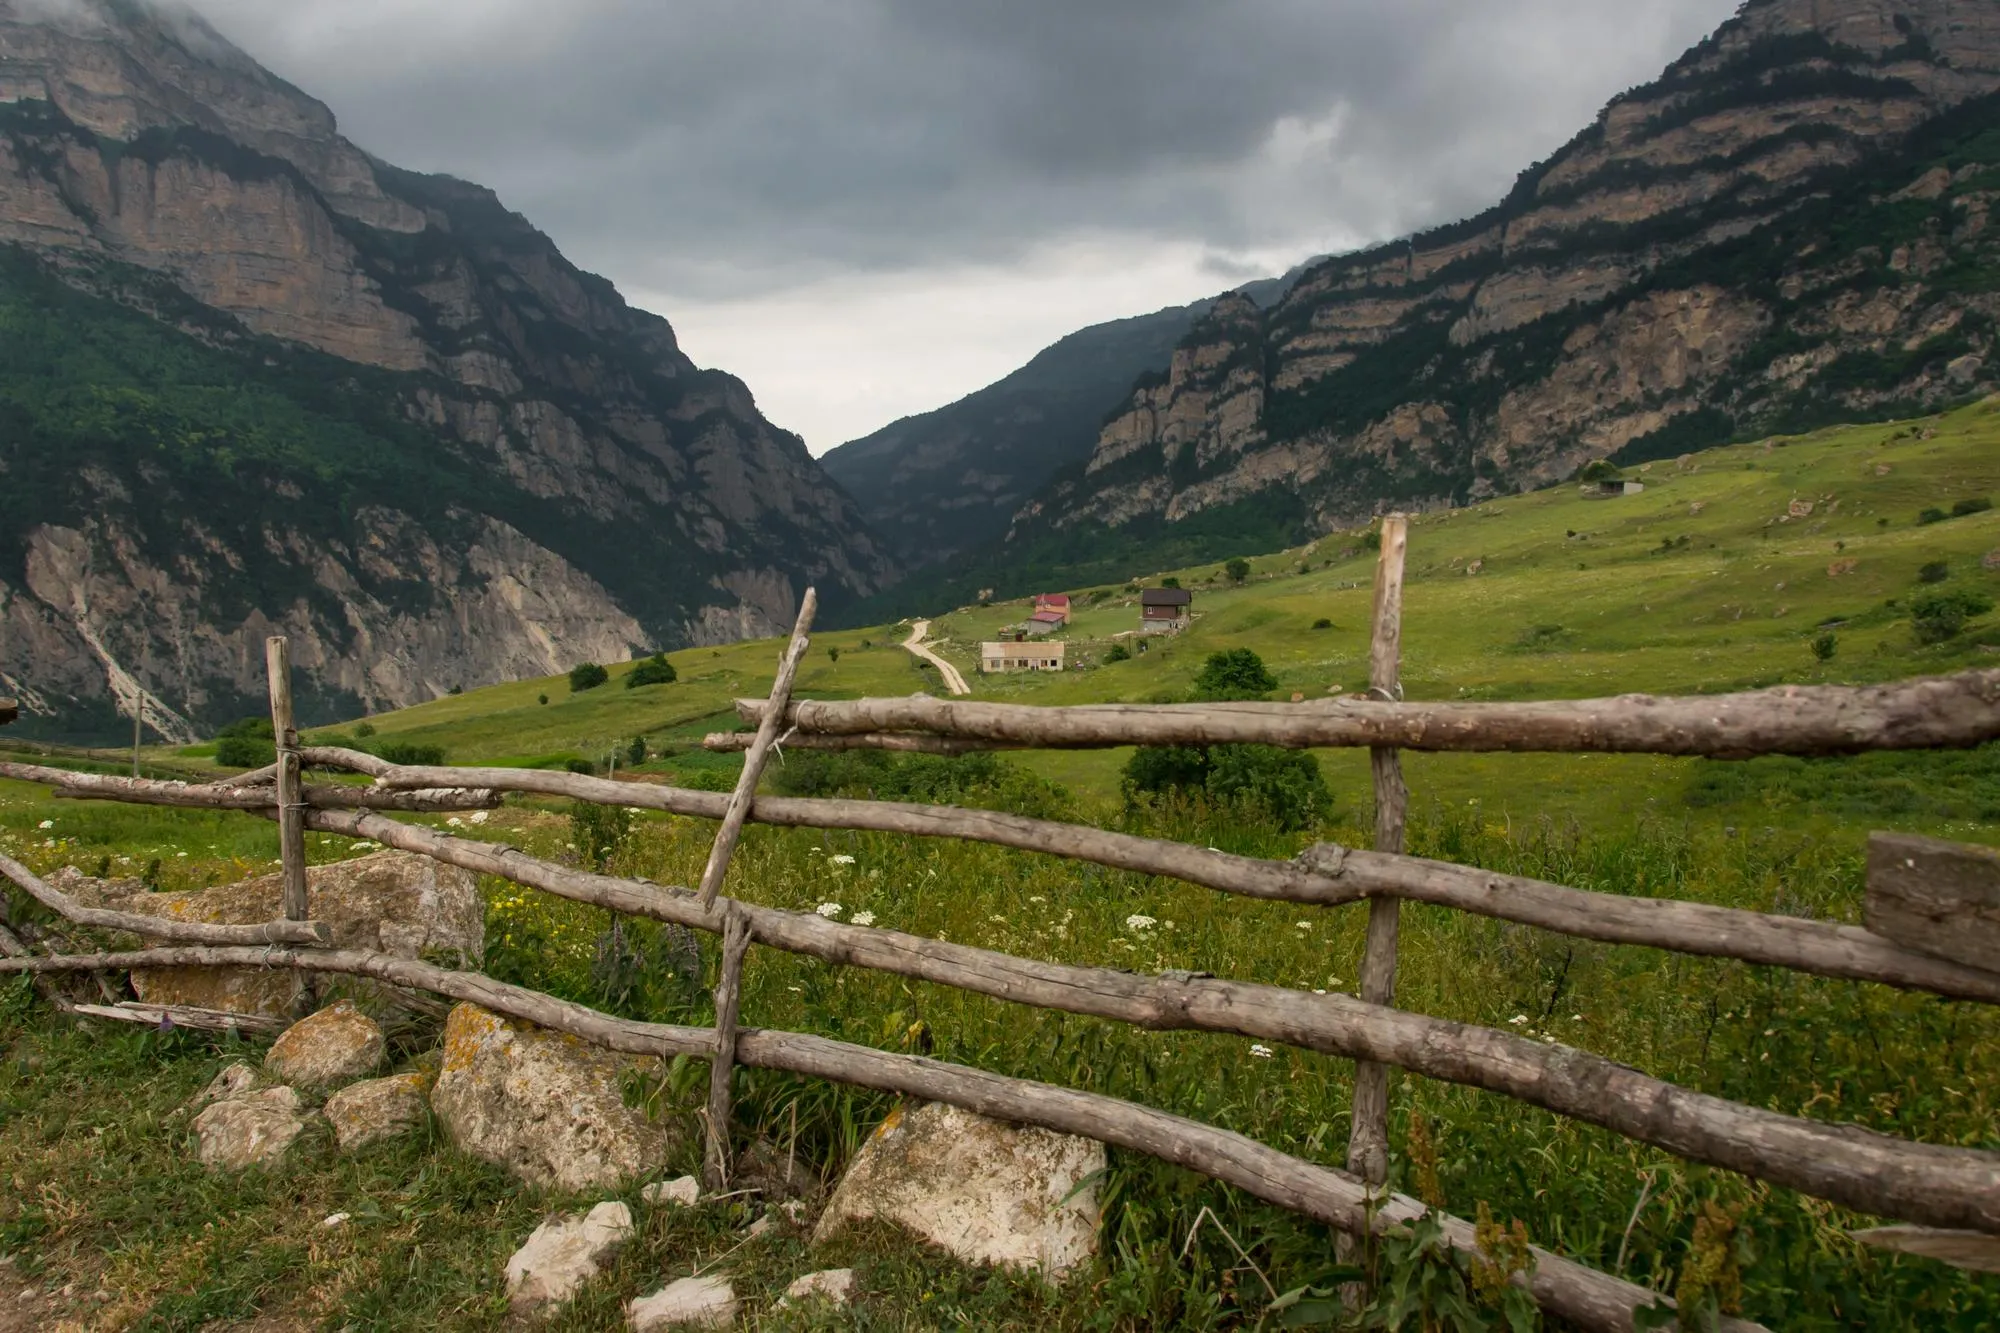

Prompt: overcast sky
[178,0,1741,453]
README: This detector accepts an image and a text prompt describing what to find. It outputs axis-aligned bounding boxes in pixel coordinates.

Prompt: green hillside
[284,399,2000,836]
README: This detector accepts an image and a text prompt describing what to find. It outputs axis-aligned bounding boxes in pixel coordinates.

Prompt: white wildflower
[1125,914,1157,931]
[815,902,843,919]
[1508,1014,1528,1025]
[446,817,464,827]
[1028,895,1046,904]
[1312,989,1327,995]
[175,851,187,858]
[851,911,876,927]
[1249,1044,1275,1058]
[828,853,856,866]
[469,811,490,824]
[1294,920,1312,930]
[37,820,53,830]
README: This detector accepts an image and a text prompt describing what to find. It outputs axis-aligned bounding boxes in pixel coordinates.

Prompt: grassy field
[3,404,2000,1328]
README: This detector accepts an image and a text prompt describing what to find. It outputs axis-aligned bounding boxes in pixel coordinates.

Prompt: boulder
[505,1201,635,1313]
[120,852,482,1016]
[431,1003,678,1192]
[642,1175,701,1208]
[193,1085,310,1170]
[186,1060,261,1113]
[814,1102,1102,1276]
[627,1275,738,1330]
[264,1001,385,1088]
[780,1268,856,1307]
[323,1072,431,1151]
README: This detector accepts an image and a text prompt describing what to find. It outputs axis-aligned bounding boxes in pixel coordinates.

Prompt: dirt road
[902,620,970,695]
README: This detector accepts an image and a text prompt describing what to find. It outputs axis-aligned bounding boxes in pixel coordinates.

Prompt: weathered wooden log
[703,909,753,1191]
[0,941,1751,1332]
[702,730,1005,755]
[1350,513,1409,1188]
[1865,832,2000,975]
[701,588,817,907]
[266,638,308,923]
[318,757,2000,1004]
[730,670,2000,757]
[1851,1225,2000,1273]
[70,1001,289,1035]
[280,807,2000,1235]
[0,761,499,812]
[0,851,329,946]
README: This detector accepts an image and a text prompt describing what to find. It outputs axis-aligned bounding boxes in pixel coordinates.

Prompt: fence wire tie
[1366,684,1404,704]
[771,725,799,767]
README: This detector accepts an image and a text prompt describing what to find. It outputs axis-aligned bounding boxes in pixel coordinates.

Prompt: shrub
[1920,560,1950,584]
[625,653,678,688]
[1161,576,1181,590]
[1577,458,1622,483]
[1954,497,1994,516]
[771,749,1068,819]
[372,741,445,766]
[1918,507,1950,526]
[628,736,648,765]
[1104,643,1131,663]
[1192,648,1277,701]
[1812,633,1838,662]
[354,721,376,739]
[829,646,841,663]
[565,758,595,775]
[568,800,633,871]
[1122,743,1330,831]
[1911,589,1996,644]
[213,717,275,769]
[1225,557,1251,584]
[1361,529,1383,551]
[1312,618,1334,630]
[539,694,549,706]
[569,662,609,692]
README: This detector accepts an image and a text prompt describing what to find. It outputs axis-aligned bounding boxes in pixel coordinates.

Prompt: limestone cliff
[0,0,895,739]
[1019,0,2000,553]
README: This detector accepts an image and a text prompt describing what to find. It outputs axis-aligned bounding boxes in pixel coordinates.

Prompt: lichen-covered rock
[323,1072,431,1151]
[627,1275,738,1330]
[186,1060,261,1113]
[264,1000,384,1088]
[505,1201,635,1313]
[430,1003,678,1192]
[814,1102,1102,1276]
[780,1268,856,1307]
[120,852,482,1016]
[193,1085,309,1170]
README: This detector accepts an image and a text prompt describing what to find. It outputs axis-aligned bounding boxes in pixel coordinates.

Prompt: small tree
[1812,633,1838,662]
[1192,648,1278,702]
[829,646,842,663]
[1912,589,1995,644]
[628,736,648,766]
[1104,643,1132,663]
[569,662,610,692]
[1161,576,1181,590]
[625,653,678,688]
[1578,459,1622,484]
[1225,558,1251,584]
[1919,560,1950,584]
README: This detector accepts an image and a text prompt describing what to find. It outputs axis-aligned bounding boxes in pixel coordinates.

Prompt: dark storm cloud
[178,0,1740,298]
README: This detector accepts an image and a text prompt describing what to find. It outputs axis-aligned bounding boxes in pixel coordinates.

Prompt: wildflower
[1508,1014,1528,1025]
[1313,989,1327,995]
[851,911,876,927]
[37,820,53,830]
[469,811,490,825]
[1250,1044,1275,1058]
[446,817,464,827]
[1028,895,1046,904]
[1571,1014,1584,1022]
[175,851,187,858]
[829,854,856,866]
[1125,914,1157,931]
[815,902,843,919]
[1294,920,1312,930]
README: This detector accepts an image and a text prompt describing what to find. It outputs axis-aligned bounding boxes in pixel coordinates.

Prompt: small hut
[1140,587,1192,633]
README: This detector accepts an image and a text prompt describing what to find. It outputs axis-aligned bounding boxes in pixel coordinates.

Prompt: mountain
[984,0,2000,591]
[0,0,896,743]
[818,269,1304,570]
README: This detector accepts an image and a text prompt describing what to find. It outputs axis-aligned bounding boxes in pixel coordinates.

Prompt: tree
[213,716,275,769]
[1812,633,1838,662]
[1161,576,1181,589]
[1225,557,1251,584]
[1192,648,1277,702]
[628,736,648,765]
[625,653,678,688]
[1578,459,1622,483]
[1912,589,1995,644]
[1104,643,1132,663]
[570,662,609,692]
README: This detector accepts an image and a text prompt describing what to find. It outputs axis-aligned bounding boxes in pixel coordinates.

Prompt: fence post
[703,908,753,1192]
[698,589,819,909]
[266,637,309,924]
[1347,513,1410,1188]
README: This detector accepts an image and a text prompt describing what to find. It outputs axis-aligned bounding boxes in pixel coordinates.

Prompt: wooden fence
[3,519,2000,1330]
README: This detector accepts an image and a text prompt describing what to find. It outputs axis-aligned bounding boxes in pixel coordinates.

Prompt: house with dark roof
[1139,586,1192,633]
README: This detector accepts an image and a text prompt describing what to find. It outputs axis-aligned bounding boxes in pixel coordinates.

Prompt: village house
[1140,586,1192,633]
[1580,479,1645,500]
[1033,593,1071,623]
[981,641,1066,673]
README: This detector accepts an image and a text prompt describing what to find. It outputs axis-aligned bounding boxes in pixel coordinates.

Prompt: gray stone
[323,1072,431,1151]
[780,1268,856,1307]
[505,1201,635,1313]
[815,1101,1102,1276]
[264,1000,384,1088]
[431,1003,679,1192]
[641,1175,700,1208]
[193,1085,309,1170]
[627,1275,738,1330]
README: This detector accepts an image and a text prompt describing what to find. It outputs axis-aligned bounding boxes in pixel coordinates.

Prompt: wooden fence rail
[6,550,1998,1328]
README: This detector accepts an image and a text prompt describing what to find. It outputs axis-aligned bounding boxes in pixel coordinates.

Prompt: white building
[981,641,1066,673]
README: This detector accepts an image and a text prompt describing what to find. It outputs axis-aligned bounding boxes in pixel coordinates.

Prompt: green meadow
[4,404,2000,1328]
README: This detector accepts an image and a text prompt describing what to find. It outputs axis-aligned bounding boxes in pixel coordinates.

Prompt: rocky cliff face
[0,0,895,740]
[1019,0,2000,551]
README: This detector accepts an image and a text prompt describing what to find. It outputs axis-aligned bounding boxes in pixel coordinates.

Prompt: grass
[5,404,2000,1326]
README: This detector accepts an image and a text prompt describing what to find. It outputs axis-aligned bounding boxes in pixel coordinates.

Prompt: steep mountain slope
[998,0,2000,586]
[819,271,1300,569]
[0,0,895,742]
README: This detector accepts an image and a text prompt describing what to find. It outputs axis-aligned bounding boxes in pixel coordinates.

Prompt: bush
[770,749,1069,819]
[1577,458,1622,483]
[628,736,648,765]
[1360,529,1382,551]
[1161,576,1181,590]
[565,758,595,775]
[372,741,445,766]
[1104,643,1132,663]
[1918,507,1950,526]
[625,653,678,689]
[1812,633,1838,662]
[1954,497,1994,516]
[1312,618,1334,630]
[569,662,609,692]
[567,800,633,871]
[1192,648,1277,702]
[1919,560,1951,584]
[213,717,275,769]
[1224,557,1251,584]
[354,721,376,738]
[539,694,549,706]
[1911,589,1996,644]
[1122,743,1331,832]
